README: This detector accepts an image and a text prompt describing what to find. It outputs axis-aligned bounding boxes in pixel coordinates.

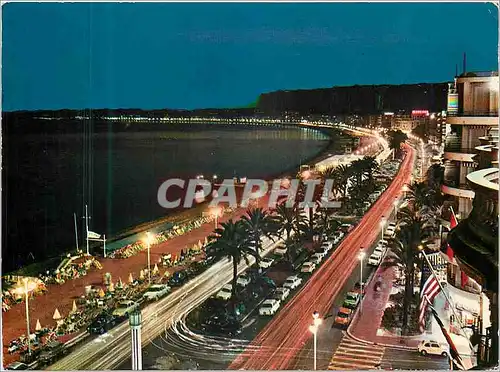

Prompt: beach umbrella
[117,277,124,289]
[108,282,115,292]
[153,264,159,275]
[98,288,105,298]
[128,273,134,283]
[139,270,145,281]
[53,308,62,321]
[198,240,202,248]
[35,319,42,331]
[71,300,78,313]
[164,270,170,278]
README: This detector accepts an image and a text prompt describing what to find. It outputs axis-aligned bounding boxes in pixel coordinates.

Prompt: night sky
[2,2,498,112]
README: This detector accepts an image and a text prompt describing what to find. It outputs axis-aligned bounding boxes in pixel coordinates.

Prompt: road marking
[328,335,385,370]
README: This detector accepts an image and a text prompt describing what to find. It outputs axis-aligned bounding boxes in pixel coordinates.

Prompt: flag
[418,275,441,332]
[87,231,101,239]
[428,305,466,370]
[446,208,458,261]
[460,271,469,289]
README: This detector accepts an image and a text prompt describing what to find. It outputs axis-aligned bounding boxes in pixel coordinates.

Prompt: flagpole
[103,235,106,259]
[421,250,475,351]
[74,213,79,252]
[85,204,90,256]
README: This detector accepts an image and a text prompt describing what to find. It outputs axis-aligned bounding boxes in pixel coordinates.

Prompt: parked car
[259,299,281,316]
[373,245,386,256]
[5,362,28,370]
[112,300,140,317]
[343,292,361,309]
[168,270,188,287]
[236,274,251,287]
[418,340,448,357]
[38,341,68,367]
[301,261,316,273]
[273,287,291,301]
[379,239,389,247]
[143,284,171,301]
[201,314,241,337]
[215,284,233,300]
[321,241,333,250]
[340,223,354,233]
[317,245,330,256]
[259,257,275,269]
[368,252,382,266]
[274,245,288,256]
[88,312,118,334]
[334,307,352,328]
[283,275,302,290]
[310,253,323,265]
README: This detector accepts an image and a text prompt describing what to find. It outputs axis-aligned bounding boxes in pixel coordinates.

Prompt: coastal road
[228,144,415,370]
[48,236,282,370]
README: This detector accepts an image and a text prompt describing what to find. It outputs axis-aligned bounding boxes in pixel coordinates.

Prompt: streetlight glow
[309,311,322,370]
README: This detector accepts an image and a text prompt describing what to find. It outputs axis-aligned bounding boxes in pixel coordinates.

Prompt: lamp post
[145,232,152,284]
[309,311,322,370]
[358,251,366,313]
[212,207,221,229]
[402,184,409,199]
[380,217,386,241]
[393,199,399,218]
[23,278,32,356]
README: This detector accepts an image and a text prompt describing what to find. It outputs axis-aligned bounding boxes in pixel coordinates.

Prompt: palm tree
[360,156,379,183]
[205,219,260,310]
[337,164,352,201]
[382,207,437,334]
[320,166,342,199]
[241,207,276,255]
[273,204,305,262]
[387,130,408,159]
[405,181,441,212]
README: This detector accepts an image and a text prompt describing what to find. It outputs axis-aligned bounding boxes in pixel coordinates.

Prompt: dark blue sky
[3,2,498,111]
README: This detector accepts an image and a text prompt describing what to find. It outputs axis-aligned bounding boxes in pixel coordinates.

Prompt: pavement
[227,144,416,370]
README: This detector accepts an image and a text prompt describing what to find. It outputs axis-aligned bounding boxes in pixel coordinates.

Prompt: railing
[458,71,499,78]
[443,179,472,190]
[447,110,499,117]
[444,146,478,155]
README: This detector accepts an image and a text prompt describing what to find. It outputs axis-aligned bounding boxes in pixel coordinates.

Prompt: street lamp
[358,250,366,313]
[145,232,153,284]
[309,311,322,370]
[393,199,399,218]
[380,217,386,241]
[402,184,409,199]
[211,207,221,229]
[23,278,31,355]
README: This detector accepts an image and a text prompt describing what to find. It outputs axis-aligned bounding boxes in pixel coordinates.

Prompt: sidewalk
[347,264,422,350]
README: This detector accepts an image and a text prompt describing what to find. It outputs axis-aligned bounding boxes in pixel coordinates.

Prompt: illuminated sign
[447,94,458,113]
[383,112,394,116]
[411,110,430,116]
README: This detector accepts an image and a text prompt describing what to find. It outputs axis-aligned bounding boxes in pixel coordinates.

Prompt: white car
[310,253,323,265]
[259,257,275,269]
[274,287,290,301]
[373,245,386,256]
[259,299,281,316]
[236,274,251,287]
[418,340,448,357]
[385,228,395,238]
[379,239,389,247]
[112,300,140,317]
[321,241,333,250]
[301,261,316,273]
[215,284,233,300]
[283,275,302,290]
[274,245,288,256]
[143,284,171,301]
[368,253,382,266]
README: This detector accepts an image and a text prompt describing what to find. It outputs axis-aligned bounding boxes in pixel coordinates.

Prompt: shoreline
[6,127,352,277]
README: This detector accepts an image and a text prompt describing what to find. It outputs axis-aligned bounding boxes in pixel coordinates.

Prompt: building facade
[442,71,499,217]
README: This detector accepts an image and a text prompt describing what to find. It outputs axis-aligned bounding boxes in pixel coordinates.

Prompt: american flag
[418,275,441,332]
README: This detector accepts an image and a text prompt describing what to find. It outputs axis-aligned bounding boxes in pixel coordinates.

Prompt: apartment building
[442,71,499,217]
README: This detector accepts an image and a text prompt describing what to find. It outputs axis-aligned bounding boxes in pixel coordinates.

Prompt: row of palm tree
[205,155,382,312]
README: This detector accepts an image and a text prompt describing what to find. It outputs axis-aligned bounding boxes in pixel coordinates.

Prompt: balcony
[441,180,475,199]
[447,110,498,117]
[443,146,476,162]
